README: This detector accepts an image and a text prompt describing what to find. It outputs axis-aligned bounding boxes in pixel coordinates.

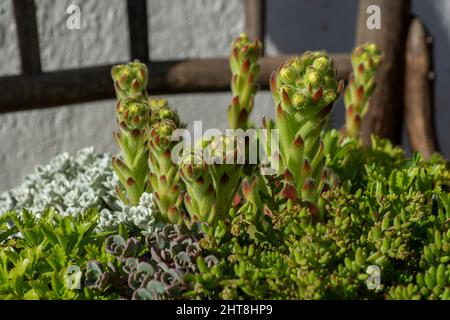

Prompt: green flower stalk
[112,60,149,100]
[228,33,262,129]
[148,119,184,225]
[112,96,151,205]
[270,52,344,207]
[180,135,244,227]
[344,43,382,139]
[111,60,151,205]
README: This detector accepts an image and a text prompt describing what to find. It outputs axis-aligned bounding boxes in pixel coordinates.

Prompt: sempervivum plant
[112,60,152,206]
[270,51,344,211]
[344,43,382,139]
[228,33,262,129]
[84,224,220,300]
[112,95,152,205]
[180,135,244,227]
[148,119,184,225]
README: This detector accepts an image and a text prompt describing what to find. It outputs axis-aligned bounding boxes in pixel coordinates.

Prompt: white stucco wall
[0,0,449,191]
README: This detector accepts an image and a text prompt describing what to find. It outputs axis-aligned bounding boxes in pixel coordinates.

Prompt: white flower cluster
[0,147,157,234]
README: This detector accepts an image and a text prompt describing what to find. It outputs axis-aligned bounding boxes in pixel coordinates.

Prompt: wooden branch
[0,54,351,113]
[245,0,266,54]
[355,0,411,145]
[404,18,439,159]
[126,0,149,62]
[12,0,42,74]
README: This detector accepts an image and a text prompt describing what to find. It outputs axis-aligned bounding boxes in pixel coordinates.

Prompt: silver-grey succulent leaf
[0,147,158,235]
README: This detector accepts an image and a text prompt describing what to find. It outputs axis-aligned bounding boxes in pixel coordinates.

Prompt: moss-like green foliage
[201,137,450,300]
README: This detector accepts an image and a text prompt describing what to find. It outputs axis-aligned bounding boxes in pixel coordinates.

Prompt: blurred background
[0,0,449,191]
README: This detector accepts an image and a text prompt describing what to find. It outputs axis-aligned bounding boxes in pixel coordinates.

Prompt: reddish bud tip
[348,104,354,115]
[293,135,304,147]
[303,158,311,173]
[283,169,294,182]
[242,59,250,72]
[282,184,297,202]
[242,179,252,198]
[233,194,242,207]
[357,63,365,74]
[130,129,140,138]
[281,89,292,106]
[337,80,345,94]
[302,179,315,192]
[126,177,135,186]
[232,95,240,106]
[319,104,333,118]
[276,103,284,117]
[220,173,230,185]
[131,79,140,90]
[159,175,167,184]
[270,71,277,94]
[312,87,324,104]
[196,176,205,186]
[185,194,192,206]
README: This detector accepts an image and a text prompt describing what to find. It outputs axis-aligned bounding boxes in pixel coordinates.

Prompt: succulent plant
[148,119,185,225]
[344,43,382,139]
[4,40,450,301]
[85,224,220,300]
[230,174,276,242]
[111,60,149,101]
[179,152,216,226]
[111,60,153,206]
[270,51,344,210]
[180,135,244,227]
[0,148,117,217]
[228,33,262,129]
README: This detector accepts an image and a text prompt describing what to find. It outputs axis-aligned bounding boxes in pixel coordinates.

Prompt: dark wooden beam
[0,54,351,113]
[355,0,411,145]
[245,0,265,54]
[12,0,42,74]
[404,17,439,159]
[126,0,149,62]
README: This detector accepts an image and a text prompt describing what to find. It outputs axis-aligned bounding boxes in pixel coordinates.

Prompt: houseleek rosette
[344,43,382,139]
[270,52,344,208]
[112,96,151,205]
[111,60,149,100]
[180,135,244,227]
[148,119,184,225]
[228,33,262,129]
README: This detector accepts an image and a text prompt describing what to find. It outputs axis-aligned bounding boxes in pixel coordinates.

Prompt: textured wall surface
[0,0,449,191]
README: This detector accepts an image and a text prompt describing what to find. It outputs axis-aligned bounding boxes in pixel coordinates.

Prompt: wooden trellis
[0,0,439,158]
